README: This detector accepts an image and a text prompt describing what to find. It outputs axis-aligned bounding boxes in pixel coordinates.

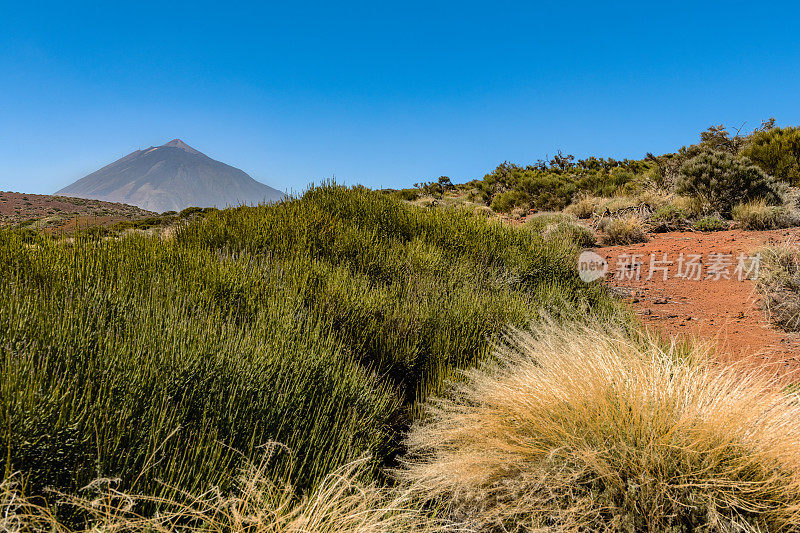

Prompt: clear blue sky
[2,1,799,195]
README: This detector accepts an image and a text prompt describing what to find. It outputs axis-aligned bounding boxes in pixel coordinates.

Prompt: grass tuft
[526,213,596,248]
[692,215,729,232]
[732,199,799,230]
[757,244,800,331]
[400,318,800,531]
[599,215,648,245]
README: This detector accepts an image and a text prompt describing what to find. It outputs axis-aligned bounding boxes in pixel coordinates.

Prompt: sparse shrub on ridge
[400,318,800,532]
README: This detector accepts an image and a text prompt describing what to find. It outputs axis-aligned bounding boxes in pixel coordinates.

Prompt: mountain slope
[56,139,285,212]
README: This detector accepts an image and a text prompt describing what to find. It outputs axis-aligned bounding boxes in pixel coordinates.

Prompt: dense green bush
[179,206,204,218]
[0,185,615,509]
[677,150,782,216]
[742,126,800,185]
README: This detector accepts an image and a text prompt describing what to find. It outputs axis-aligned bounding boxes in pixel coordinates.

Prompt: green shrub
[649,204,688,232]
[81,225,113,238]
[490,189,525,213]
[413,177,453,199]
[600,216,648,245]
[742,126,800,185]
[518,173,576,210]
[397,188,420,201]
[677,150,782,216]
[179,206,205,218]
[477,159,645,214]
[732,199,799,230]
[693,216,729,232]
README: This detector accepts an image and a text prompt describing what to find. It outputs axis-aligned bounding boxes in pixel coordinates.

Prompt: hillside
[55,139,285,213]
[0,190,154,228]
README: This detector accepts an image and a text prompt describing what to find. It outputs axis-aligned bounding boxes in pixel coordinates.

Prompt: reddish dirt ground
[599,228,800,380]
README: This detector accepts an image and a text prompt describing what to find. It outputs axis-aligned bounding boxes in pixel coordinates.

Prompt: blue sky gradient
[2,1,799,194]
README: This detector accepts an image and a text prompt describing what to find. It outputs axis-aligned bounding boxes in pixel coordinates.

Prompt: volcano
[56,139,285,212]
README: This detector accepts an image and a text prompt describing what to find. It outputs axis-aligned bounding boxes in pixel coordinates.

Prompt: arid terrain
[0,190,154,230]
[602,228,800,377]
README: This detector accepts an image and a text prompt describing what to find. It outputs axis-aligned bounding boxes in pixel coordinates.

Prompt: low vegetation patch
[526,213,596,247]
[563,195,600,219]
[401,121,800,235]
[692,215,729,232]
[0,185,614,523]
[1,458,444,533]
[649,204,688,232]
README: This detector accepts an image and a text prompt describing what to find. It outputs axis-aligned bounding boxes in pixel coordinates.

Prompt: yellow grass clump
[399,318,800,532]
[0,458,446,533]
[599,215,649,245]
[732,199,799,230]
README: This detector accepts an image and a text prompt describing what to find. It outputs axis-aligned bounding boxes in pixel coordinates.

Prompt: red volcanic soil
[599,228,800,380]
[0,191,154,229]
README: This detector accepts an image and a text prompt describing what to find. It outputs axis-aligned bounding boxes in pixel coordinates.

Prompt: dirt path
[599,228,800,380]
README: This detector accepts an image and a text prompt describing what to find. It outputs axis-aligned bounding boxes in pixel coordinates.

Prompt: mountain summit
[56,140,285,213]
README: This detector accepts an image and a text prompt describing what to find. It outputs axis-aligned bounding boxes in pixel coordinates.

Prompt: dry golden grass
[732,199,799,230]
[599,215,649,245]
[1,458,447,533]
[565,191,674,220]
[399,318,800,532]
[563,195,602,219]
[671,194,704,217]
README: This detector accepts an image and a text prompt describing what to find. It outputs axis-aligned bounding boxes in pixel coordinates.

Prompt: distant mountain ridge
[56,139,285,213]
